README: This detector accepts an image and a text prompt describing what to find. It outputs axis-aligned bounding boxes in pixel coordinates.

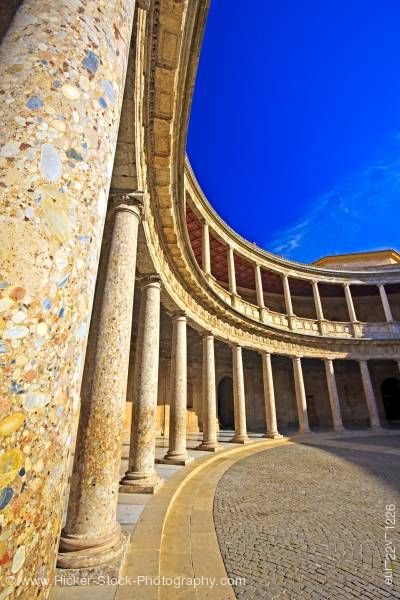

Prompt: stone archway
[218,376,234,429]
[381,377,400,422]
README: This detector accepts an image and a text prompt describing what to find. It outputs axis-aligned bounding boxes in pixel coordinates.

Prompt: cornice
[184,158,400,283]
[135,0,400,359]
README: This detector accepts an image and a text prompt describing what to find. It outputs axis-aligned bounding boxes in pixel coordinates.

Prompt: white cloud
[266,155,400,261]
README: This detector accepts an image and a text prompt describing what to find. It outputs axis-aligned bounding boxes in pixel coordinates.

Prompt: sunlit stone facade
[0,1,399,597]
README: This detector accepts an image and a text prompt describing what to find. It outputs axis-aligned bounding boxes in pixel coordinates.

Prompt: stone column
[58,193,143,569]
[261,352,282,438]
[120,275,163,493]
[312,281,324,321]
[161,313,192,465]
[359,360,382,430]
[227,245,237,295]
[197,333,220,451]
[0,0,135,593]
[379,284,393,322]
[292,357,311,433]
[230,345,249,443]
[202,221,211,275]
[254,264,265,308]
[283,275,295,328]
[324,359,345,432]
[344,283,357,323]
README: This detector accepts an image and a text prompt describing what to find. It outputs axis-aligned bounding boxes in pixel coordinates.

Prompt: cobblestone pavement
[213,433,400,599]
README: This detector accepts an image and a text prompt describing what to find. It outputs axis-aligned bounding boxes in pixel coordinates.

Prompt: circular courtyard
[214,434,400,599]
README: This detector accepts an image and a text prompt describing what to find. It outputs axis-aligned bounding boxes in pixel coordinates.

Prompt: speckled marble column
[261,352,282,439]
[0,0,134,596]
[230,344,249,443]
[196,333,220,451]
[57,192,143,569]
[160,313,193,465]
[359,360,382,430]
[324,359,345,432]
[292,357,311,433]
[120,275,163,494]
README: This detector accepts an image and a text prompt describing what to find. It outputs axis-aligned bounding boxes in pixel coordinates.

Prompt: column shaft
[230,345,249,443]
[344,284,357,322]
[292,357,310,433]
[162,314,192,465]
[283,275,295,329]
[261,352,282,438]
[58,194,143,567]
[0,0,135,588]
[255,264,265,308]
[359,360,382,430]
[202,222,211,275]
[120,276,163,493]
[312,281,325,321]
[197,334,220,451]
[227,245,237,295]
[379,284,393,322]
[324,359,344,432]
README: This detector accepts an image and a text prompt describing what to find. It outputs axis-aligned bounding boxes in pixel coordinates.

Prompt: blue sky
[187,0,400,263]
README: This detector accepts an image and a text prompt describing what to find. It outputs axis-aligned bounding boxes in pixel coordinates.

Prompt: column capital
[230,342,242,350]
[202,330,214,340]
[171,310,187,322]
[323,357,334,365]
[109,190,144,217]
[259,350,272,358]
[140,273,161,288]
[137,0,151,10]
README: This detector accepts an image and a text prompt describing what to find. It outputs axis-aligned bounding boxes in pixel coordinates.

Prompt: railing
[321,320,353,338]
[355,321,400,340]
[292,316,320,334]
[205,273,400,339]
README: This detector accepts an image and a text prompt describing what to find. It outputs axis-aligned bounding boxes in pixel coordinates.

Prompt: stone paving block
[213,436,400,600]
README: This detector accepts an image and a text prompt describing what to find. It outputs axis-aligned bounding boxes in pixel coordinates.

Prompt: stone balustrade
[186,183,400,341]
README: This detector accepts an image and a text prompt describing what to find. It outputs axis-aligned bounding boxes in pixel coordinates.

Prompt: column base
[263,432,284,439]
[370,425,383,431]
[194,442,222,452]
[119,473,163,494]
[295,428,312,435]
[57,527,127,571]
[229,435,251,444]
[156,454,194,466]
[332,426,346,433]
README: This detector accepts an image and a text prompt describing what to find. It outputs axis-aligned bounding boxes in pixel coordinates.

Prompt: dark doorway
[218,376,234,429]
[381,378,400,421]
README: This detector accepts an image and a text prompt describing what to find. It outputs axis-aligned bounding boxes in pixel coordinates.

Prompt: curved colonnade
[0,0,399,597]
